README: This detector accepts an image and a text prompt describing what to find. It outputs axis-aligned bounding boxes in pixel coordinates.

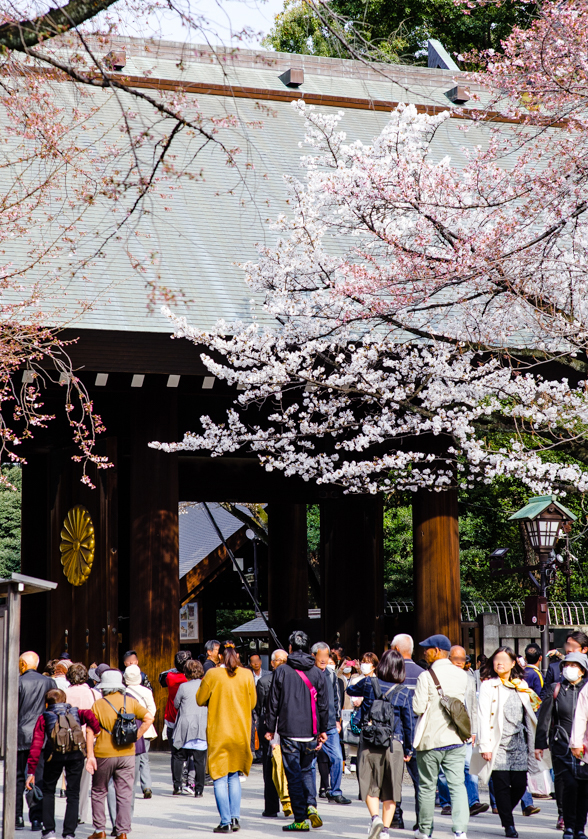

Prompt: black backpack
[362,678,400,748]
[101,695,138,746]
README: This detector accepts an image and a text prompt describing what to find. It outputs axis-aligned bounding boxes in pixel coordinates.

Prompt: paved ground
[6,753,561,838]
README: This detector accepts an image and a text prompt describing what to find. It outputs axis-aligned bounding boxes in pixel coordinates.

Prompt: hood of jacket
[286,652,315,672]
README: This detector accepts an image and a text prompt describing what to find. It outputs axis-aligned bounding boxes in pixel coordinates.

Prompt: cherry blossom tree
[0,0,263,484]
[156,0,588,495]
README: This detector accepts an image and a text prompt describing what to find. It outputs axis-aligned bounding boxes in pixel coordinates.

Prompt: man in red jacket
[26,689,100,839]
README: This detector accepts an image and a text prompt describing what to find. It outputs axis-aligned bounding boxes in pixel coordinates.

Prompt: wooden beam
[413,487,461,646]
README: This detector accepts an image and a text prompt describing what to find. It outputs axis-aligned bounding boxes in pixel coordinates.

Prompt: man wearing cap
[537,652,588,839]
[85,669,154,839]
[413,635,471,839]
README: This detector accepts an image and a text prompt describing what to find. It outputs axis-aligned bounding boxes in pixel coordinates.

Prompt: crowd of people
[14,628,588,838]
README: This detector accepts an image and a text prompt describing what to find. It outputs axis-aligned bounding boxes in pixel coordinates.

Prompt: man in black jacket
[17,652,57,831]
[266,630,329,833]
[256,648,288,818]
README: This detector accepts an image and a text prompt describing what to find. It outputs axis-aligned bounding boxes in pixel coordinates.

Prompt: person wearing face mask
[536,652,588,839]
[470,646,548,839]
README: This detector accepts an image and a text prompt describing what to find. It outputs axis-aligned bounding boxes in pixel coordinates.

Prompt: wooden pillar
[413,487,461,646]
[130,393,179,743]
[20,454,49,658]
[268,503,308,649]
[321,496,384,656]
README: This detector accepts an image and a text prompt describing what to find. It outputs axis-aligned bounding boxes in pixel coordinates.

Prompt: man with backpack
[85,669,154,839]
[266,630,329,832]
[26,688,100,839]
[413,635,471,839]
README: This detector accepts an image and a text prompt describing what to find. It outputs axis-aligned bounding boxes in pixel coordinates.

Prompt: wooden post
[413,487,461,646]
[320,496,384,655]
[130,393,179,744]
[3,582,21,839]
[268,503,308,649]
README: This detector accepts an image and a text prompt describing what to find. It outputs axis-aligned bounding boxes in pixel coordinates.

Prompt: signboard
[180,602,199,642]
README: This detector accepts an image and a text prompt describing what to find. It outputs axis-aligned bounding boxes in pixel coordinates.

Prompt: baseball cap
[419,634,452,652]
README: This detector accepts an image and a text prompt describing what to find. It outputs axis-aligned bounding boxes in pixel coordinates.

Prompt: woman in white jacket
[470,647,548,839]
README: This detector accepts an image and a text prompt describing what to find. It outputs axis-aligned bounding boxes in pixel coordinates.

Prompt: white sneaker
[454,833,468,839]
[350,764,357,772]
[344,766,351,775]
[367,816,384,839]
[414,831,430,839]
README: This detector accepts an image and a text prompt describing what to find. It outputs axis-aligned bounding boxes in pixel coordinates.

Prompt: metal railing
[385,600,588,626]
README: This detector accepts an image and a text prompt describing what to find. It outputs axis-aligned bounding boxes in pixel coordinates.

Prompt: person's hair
[46,688,67,705]
[67,663,88,685]
[567,630,588,650]
[174,650,192,672]
[480,646,524,681]
[184,659,204,680]
[249,653,261,661]
[288,630,309,653]
[525,643,542,665]
[123,650,137,662]
[43,658,59,676]
[361,652,379,667]
[477,654,487,665]
[223,643,241,676]
[205,640,221,654]
[311,642,330,655]
[331,643,344,656]
[102,688,123,696]
[391,633,414,656]
[271,649,288,662]
[376,649,406,684]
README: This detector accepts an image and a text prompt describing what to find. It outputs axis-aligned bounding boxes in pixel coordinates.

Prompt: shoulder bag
[429,669,471,742]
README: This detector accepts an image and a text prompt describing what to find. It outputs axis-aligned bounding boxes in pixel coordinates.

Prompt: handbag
[101,695,138,746]
[429,669,471,742]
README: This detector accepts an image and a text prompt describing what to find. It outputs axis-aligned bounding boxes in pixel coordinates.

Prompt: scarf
[500,676,541,712]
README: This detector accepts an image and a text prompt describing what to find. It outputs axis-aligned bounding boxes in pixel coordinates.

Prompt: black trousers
[16,750,43,823]
[317,749,330,792]
[491,770,527,828]
[553,754,588,833]
[171,747,206,794]
[41,751,85,837]
[261,737,280,815]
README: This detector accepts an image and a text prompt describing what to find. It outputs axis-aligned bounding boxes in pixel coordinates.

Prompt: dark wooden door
[47,440,118,667]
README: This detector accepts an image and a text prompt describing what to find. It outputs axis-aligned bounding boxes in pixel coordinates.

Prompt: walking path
[12,752,559,838]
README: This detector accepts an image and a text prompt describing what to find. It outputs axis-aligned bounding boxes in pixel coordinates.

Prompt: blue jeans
[281,737,318,823]
[320,728,343,797]
[438,744,478,807]
[213,772,241,826]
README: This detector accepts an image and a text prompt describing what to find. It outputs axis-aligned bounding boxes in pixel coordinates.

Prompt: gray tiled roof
[5,39,501,336]
[178,501,251,578]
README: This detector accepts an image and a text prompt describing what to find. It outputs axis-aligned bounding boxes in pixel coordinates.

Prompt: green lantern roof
[508,495,577,522]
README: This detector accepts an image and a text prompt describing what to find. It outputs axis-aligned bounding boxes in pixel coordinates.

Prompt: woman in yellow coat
[197,643,257,833]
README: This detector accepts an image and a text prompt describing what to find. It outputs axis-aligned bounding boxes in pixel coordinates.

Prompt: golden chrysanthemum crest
[60,505,95,586]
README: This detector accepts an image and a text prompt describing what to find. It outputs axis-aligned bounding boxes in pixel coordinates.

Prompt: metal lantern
[509,495,576,556]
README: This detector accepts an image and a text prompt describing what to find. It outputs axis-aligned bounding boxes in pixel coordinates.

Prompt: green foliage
[215,608,255,642]
[263,0,540,66]
[0,466,21,579]
[382,478,588,603]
